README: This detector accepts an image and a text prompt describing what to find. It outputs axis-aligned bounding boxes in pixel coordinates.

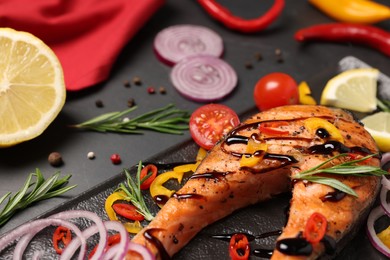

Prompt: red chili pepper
[294,23,390,57]
[112,202,145,221]
[197,0,285,33]
[259,121,289,135]
[110,154,121,164]
[88,233,121,259]
[229,233,250,260]
[140,164,158,190]
[52,226,72,254]
[304,212,327,244]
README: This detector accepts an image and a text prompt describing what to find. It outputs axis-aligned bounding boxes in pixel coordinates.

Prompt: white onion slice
[154,24,224,65]
[170,54,237,102]
[366,206,390,257]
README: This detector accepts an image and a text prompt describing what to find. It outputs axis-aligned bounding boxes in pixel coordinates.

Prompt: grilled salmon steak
[130,105,381,259]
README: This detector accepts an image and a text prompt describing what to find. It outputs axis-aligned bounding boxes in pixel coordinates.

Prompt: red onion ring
[380,177,390,217]
[366,206,390,257]
[381,152,390,167]
[0,218,85,260]
[170,54,237,102]
[154,24,224,65]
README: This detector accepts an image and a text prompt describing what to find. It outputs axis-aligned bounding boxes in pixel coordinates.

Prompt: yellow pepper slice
[174,163,197,173]
[104,190,143,234]
[196,147,208,161]
[304,118,344,143]
[240,139,268,167]
[298,81,317,105]
[150,170,185,207]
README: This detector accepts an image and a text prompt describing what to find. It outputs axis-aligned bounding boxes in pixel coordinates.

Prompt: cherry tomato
[253,72,299,111]
[52,226,72,254]
[89,233,121,259]
[112,203,145,221]
[304,212,327,244]
[140,164,158,190]
[229,233,250,260]
[189,104,240,150]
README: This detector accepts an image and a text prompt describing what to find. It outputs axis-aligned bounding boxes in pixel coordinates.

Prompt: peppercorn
[147,87,156,94]
[245,62,253,70]
[127,98,135,107]
[159,87,167,94]
[123,80,131,88]
[254,52,263,61]
[48,152,63,167]
[110,154,121,165]
[87,151,95,160]
[95,100,104,108]
[132,76,142,86]
[275,48,284,63]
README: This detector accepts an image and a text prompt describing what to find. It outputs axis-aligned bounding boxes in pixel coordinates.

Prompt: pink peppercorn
[110,154,121,164]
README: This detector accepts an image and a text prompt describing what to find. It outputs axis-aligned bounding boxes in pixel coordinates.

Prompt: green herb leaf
[116,162,154,221]
[70,104,190,135]
[0,169,76,227]
[293,153,388,197]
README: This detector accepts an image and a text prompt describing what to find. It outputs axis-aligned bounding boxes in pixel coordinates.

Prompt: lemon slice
[361,112,390,152]
[320,68,379,113]
[0,28,66,147]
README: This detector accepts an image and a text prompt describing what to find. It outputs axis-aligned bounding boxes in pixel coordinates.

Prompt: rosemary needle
[293,153,389,197]
[70,103,190,134]
[0,169,76,227]
[116,162,154,221]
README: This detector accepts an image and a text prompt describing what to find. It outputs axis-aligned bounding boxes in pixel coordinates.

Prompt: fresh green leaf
[293,153,388,197]
[0,169,76,227]
[70,104,190,135]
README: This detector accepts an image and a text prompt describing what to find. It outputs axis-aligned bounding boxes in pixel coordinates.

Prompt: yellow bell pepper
[298,81,317,105]
[240,139,268,167]
[304,118,344,143]
[309,0,390,24]
[104,190,143,234]
[150,170,185,207]
[377,225,390,248]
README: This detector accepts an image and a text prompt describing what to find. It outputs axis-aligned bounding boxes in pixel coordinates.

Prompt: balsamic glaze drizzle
[143,229,171,260]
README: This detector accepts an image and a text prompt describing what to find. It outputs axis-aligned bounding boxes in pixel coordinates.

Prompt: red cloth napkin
[0,0,165,91]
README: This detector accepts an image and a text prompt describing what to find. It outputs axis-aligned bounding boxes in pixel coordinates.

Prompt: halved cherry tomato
[88,233,121,259]
[112,203,145,221]
[253,72,299,111]
[259,121,289,135]
[304,212,327,244]
[189,104,240,150]
[140,164,158,190]
[52,226,72,254]
[229,233,250,260]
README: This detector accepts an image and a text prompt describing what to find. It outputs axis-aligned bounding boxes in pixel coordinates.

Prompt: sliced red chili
[229,233,250,260]
[259,121,289,135]
[348,153,373,164]
[197,0,285,33]
[304,212,327,244]
[140,164,158,190]
[88,233,121,259]
[52,226,72,255]
[112,202,145,221]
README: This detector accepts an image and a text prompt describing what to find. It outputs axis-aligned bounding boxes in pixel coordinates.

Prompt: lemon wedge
[320,68,379,113]
[361,112,390,152]
[0,28,66,147]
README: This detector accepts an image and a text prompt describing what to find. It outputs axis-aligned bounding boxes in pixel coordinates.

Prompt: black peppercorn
[48,152,63,167]
[132,76,142,86]
[95,100,104,108]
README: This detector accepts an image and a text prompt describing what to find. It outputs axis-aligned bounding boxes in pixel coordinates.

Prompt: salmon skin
[130,105,381,259]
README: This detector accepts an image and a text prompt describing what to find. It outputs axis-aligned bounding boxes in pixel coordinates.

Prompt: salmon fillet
[129,105,381,259]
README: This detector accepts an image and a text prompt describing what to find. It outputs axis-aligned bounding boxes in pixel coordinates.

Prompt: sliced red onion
[154,24,224,65]
[366,206,390,257]
[380,177,390,217]
[381,152,390,167]
[0,218,85,260]
[170,54,237,102]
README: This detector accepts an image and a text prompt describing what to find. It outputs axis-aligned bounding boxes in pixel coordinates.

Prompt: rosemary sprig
[377,98,390,112]
[0,169,76,226]
[293,153,389,197]
[116,162,154,221]
[70,103,190,134]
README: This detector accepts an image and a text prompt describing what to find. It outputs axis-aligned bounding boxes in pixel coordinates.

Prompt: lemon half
[361,112,390,152]
[320,68,379,113]
[0,28,66,147]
